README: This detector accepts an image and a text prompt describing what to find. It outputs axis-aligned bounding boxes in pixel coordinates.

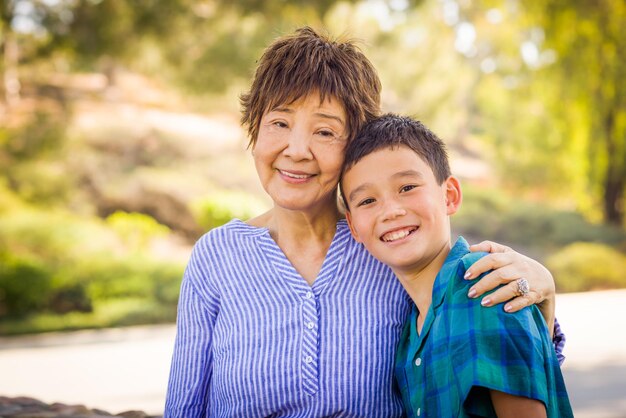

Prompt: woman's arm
[490,390,547,418]
[164,277,217,417]
[464,241,555,330]
[165,238,220,418]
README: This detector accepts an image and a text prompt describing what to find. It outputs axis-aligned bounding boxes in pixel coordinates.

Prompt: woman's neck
[248,204,343,285]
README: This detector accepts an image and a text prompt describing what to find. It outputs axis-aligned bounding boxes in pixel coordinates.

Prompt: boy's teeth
[382,229,412,242]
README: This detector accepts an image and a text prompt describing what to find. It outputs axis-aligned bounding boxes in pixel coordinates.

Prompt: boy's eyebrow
[347,170,424,203]
[347,183,373,204]
[393,169,424,180]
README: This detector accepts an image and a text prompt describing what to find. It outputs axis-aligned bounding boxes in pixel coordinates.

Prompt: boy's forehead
[345,145,425,174]
[343,146,433,185]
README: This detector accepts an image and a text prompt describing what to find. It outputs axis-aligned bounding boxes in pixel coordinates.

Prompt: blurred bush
[546,242,626,292]
[105,211,170,252]
[0,204,184,334]
[192,190,266,230]
[454,186,626,252]
[0,253,52,318]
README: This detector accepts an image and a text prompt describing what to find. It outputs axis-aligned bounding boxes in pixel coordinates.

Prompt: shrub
[192,190,267,230]
[48,284,93,314]
[546,242,626,292]
[0,253,52,318]
[106,211,170,251]
[454,186,626,252]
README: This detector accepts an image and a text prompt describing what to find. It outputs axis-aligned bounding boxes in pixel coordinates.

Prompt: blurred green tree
[454,0,625,226]
[529,0,626,225]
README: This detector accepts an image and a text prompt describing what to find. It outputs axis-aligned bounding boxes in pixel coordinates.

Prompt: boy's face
[343,145,461,275]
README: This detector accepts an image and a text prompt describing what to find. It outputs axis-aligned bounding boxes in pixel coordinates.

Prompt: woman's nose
[283,129,314,160]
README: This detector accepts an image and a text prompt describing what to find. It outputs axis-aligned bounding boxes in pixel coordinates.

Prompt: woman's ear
[445,176,462,216]
[345,210,362,243]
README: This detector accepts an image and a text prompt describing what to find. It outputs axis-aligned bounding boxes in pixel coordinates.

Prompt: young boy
[340,114,573,418]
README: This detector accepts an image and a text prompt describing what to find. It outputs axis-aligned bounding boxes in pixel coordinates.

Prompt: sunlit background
[1,0,625,416]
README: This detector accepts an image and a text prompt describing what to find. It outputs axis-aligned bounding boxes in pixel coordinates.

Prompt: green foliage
[0,205,184,334]
[106,211,170,251]
[467,0,626,225]
[0,111,66,160]
[546,242,626,293]
[192,190,267,230]
[0,253,52,318]
[454,186,626,252]
[0,110,74,205]
[0,298,178,335]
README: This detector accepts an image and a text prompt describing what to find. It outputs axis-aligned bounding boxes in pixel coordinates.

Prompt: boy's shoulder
[459,250,489,275]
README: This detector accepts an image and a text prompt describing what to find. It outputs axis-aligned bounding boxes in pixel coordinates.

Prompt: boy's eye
[357,198,376,207]
[400,185,417,193]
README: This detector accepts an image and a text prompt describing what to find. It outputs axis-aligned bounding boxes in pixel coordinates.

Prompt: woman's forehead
[266,89,345,113]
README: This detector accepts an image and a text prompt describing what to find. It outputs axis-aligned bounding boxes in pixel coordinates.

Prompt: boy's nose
[382,202,407,221]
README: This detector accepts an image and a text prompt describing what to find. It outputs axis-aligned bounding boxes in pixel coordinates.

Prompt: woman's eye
[274,121,288,128]
[316,129,337,140]
[357,198,375,207]
[400,185,417,193]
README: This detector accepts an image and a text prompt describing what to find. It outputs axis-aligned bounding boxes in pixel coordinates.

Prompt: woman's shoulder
[192,218,267,253]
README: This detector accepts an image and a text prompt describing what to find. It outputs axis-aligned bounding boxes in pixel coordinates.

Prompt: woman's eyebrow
[269,106,293,113]
[315,112,345,126]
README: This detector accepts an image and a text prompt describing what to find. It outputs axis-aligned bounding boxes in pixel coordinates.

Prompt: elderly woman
[165,27,560,417]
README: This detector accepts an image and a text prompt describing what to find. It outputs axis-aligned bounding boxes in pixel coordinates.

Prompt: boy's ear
[444,176,462,216]
[345,210,362,243]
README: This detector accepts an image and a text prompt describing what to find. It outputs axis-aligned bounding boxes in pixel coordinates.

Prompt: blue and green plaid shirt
[394,237,573,417]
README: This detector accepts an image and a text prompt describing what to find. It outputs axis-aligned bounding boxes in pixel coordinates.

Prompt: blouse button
[414,357,422,366]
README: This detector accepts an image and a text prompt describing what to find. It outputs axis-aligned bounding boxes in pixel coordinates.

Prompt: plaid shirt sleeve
[454,254,573,418]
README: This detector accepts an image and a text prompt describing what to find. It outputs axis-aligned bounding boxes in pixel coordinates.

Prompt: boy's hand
[464,240,556,333]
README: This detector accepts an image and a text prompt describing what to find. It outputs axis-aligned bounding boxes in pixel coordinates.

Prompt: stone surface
[0,397,161,418]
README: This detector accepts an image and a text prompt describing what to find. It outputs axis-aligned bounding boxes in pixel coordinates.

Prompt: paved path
[1,290,625,416]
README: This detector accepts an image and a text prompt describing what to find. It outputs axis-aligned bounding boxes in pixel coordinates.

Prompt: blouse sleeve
[164,239,220,417]
[553,317,566,365]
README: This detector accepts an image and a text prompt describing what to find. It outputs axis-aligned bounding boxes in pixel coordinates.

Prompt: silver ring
[516,278,530,297]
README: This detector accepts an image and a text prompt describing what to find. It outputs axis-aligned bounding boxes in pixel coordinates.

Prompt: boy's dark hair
[341,114,451,209]
[240,26,381,147]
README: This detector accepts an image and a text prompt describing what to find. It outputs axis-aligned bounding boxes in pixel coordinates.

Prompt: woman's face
[253,93,348,214]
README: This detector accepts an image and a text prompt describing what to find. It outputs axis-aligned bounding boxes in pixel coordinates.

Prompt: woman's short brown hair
[240,26,382,147]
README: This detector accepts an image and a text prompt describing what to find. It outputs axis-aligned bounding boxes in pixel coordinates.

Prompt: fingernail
[504,304,512,312]
[481,298,491,306]
[468,288,477,298]
[464,270,472,280]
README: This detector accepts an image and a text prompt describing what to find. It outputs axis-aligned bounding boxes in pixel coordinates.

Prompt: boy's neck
[392,240,452,333]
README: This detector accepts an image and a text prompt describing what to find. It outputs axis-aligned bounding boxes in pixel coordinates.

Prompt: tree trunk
[602,109,624,225]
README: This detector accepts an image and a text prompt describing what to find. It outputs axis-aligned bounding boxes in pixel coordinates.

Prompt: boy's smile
[343,145,461,277]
